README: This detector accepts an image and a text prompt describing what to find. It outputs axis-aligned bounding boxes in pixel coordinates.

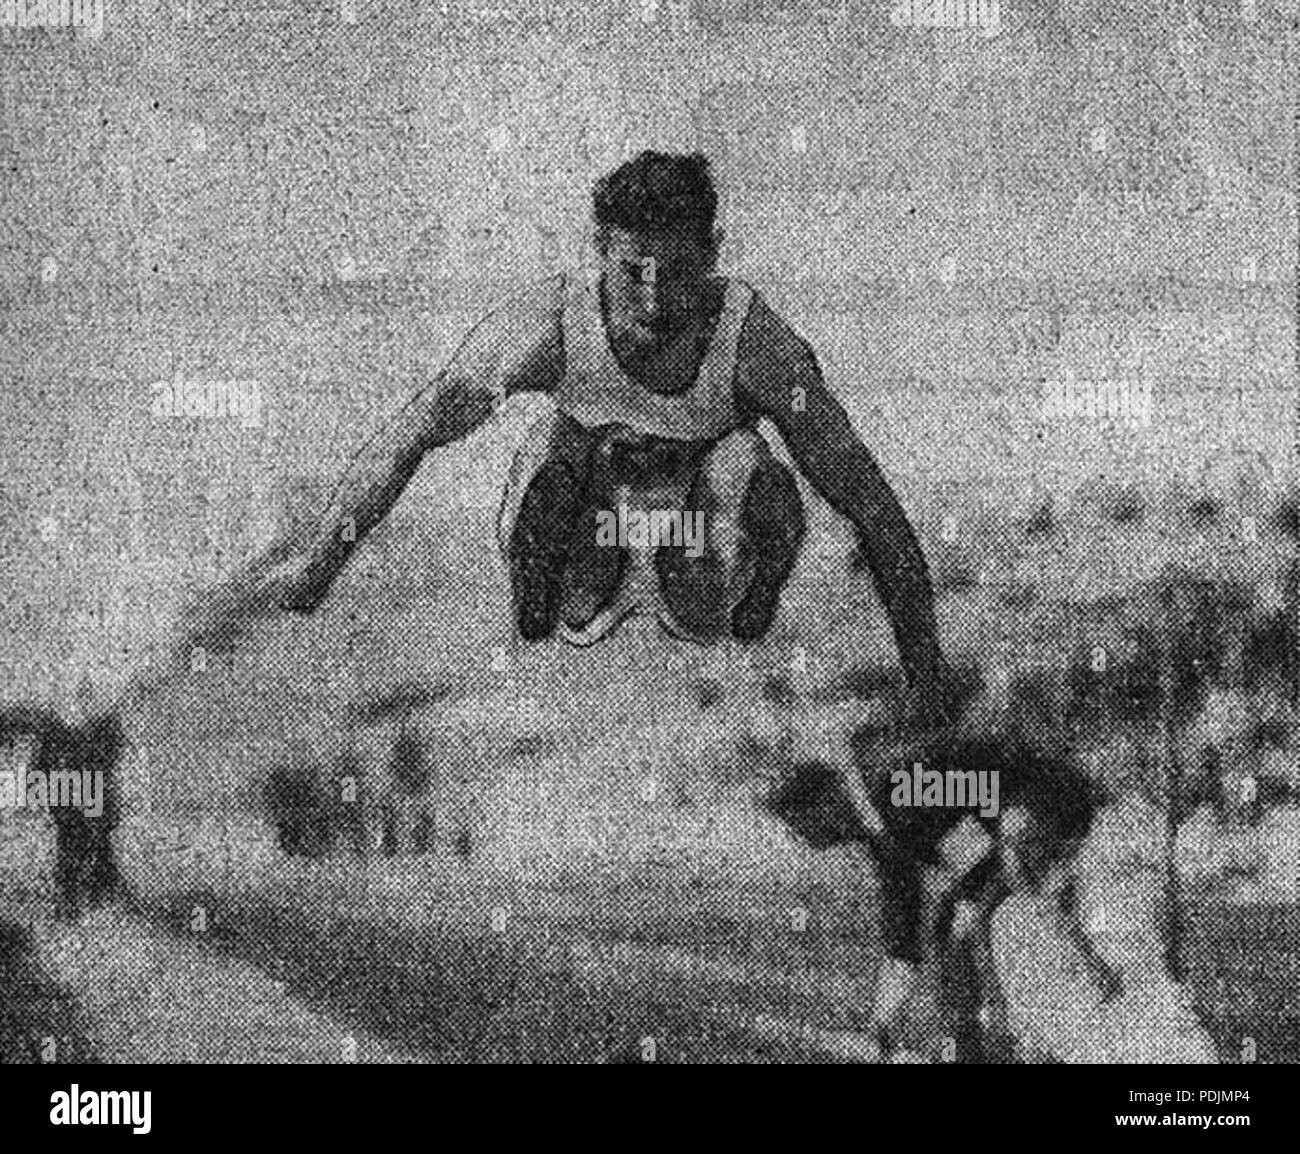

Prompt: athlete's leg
[731,447,807,641]
[501,409,598,641]
[657,427,806,643]
[556,426,633,631]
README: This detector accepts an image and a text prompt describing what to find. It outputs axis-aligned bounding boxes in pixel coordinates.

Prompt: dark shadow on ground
[178,899,863,1063]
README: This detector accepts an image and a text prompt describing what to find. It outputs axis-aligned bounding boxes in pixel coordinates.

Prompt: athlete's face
[598,226,717,358]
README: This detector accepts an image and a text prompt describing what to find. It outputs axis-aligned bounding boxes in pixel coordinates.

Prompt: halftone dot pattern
[0,0,1295,1069]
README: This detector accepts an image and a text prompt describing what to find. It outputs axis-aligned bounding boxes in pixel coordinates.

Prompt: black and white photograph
[0,0,1296,1115]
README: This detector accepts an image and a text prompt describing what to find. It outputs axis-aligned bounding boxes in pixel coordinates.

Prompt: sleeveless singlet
[552,267,754,443]
[496,270,754,557]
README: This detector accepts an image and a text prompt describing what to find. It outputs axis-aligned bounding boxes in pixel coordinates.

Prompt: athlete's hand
[883,959,960,1061]
[174,569,278,661]
[258,549,337,616]
[173,542,333,663]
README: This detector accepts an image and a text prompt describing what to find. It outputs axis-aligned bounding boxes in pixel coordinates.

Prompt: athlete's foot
[655,605,723,647]
[730,553,791,642]
[731,463,804,642]
[515,564,561,641]
[557,592,639,647]
[656,554,731,645]
[557,551,632,647]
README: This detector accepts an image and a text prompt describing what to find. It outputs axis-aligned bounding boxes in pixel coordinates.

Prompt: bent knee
[699,428,772,508]
[700,430,804,537]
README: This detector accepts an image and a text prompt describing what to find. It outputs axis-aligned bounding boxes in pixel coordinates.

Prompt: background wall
[0,0,1295,706]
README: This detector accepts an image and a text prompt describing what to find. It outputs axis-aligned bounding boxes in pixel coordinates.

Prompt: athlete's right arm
[273,276,567,612]
[171,278,567,647]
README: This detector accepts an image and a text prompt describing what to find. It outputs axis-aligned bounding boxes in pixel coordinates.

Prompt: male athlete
[186,151,950,718]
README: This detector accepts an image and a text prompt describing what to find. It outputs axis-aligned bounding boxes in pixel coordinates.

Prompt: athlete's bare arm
[271,276,567,610]
[180,277,566,645]
[734,297,949,707]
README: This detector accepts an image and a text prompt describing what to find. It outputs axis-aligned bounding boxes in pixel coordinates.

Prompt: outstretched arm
[178,278,565,651]
[736,303,949,711]
[274,281,565,610]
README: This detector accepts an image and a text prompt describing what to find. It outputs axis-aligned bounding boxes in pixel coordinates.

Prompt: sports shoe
[655,604,722,647]
[730,544,793,642]
[557,586,640,647]
[508,463,579,641]
[556,549,638,648]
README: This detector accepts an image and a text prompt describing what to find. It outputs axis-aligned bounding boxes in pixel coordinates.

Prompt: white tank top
[553,267,754,442]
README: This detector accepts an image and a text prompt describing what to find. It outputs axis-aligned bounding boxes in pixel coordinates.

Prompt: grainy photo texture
[0,0,1296,1073]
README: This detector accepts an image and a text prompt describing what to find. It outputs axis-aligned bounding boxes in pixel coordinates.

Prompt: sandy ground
[0,3,1294,1062]
[2,501,1297,1061]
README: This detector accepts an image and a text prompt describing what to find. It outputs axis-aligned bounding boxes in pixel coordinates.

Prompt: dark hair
[592,151,719,250]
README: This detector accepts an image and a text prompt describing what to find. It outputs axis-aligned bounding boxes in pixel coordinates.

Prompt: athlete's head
[592,151,721,359]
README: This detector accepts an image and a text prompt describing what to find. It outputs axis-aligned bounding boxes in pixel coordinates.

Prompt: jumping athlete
[184,151,950,717]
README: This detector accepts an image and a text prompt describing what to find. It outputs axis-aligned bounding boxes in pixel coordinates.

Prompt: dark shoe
[558,588,639,647]
[557,548,637,647]
[655,552,731,645]
[730,464,804,643]
[509,463,578,641]
[655,604,719,647]
[730,552,792,642]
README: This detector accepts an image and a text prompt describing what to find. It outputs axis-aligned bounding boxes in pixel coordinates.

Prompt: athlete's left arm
[734,301,950,711]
